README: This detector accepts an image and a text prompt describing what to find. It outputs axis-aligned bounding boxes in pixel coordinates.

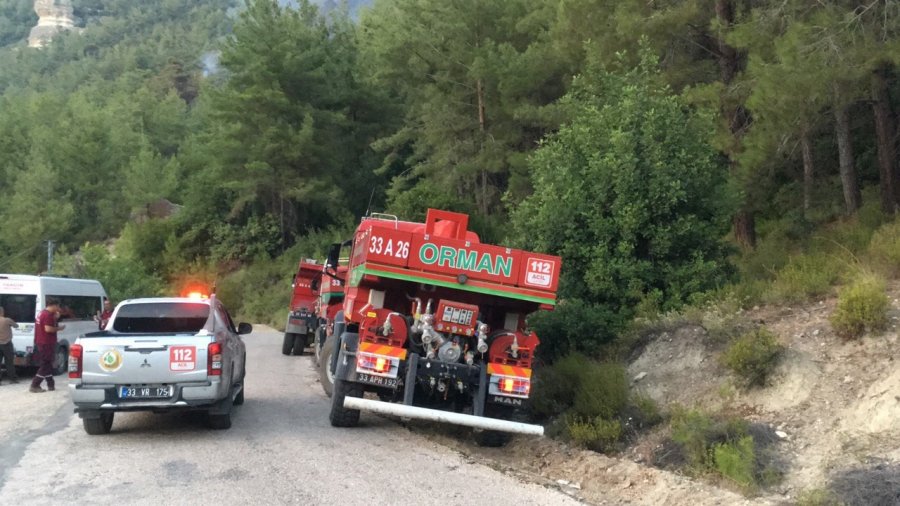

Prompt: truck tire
[282,333,295,355]
[474,430,512,447]
[314,327,325,366]
[233,363,246,406]
[52,345,68,376]
[329,378,363,427]
[319,334,337,397]
[292,333,307,356]
[83,412,114,435]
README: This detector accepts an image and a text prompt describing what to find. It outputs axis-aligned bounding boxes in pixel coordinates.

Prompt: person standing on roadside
[94,297,113,330]
[30,298,64,393]
[0,306,20,385]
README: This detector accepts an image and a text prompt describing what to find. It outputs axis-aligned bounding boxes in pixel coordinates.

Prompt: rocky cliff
[28,0,79,48]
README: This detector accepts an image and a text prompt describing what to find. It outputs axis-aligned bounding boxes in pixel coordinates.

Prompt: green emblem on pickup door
[418,242,513,277]
[99,349,123,372]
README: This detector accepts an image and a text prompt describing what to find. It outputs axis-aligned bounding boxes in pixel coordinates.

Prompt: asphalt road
[0,326,579,505]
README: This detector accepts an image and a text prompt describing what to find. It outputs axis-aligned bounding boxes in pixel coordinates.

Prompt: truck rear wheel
[282,333,295,355]
[314,327,325,366]
[329,378,363,427]
[473,429,512,447]
[292,333,307,356]
[83,412,114,435]
[318,334,336,397]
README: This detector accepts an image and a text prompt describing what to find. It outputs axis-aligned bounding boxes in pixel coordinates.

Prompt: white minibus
[0,274,108,375]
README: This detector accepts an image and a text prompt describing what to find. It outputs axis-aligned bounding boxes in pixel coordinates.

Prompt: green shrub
[765,253,843,304]
[714,435,756,488]
[735,225,795,281]
[571,362,629,420]
[830,275,889,340]
[867,220,900,276]
[721,328,784,387]
[530,353,590,419]
[631,394,663,428]
[566,416,623,453]
[670,407,717,468]
[530,354,629,424]
[670,408,750,469]
[527,299,629,362]
[55,243,166,301]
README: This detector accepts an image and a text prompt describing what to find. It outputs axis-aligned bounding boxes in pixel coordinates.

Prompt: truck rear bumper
[343,397,544,436]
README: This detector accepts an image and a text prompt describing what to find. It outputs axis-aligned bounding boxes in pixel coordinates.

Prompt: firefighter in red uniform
[95,298,113,330]
[30,298,65,393]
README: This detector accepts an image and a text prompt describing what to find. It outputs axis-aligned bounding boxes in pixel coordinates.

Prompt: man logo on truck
[418,243,513,277]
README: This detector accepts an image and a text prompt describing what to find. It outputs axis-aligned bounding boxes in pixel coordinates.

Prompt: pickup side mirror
[237,322,253,335]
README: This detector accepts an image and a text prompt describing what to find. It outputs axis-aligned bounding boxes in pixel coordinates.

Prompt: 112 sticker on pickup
[169,346,196,371]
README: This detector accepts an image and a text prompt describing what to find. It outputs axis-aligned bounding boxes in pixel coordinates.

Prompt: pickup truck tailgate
[81,336,212,384]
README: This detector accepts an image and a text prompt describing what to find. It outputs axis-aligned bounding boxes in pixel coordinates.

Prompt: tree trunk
[733,211,756,249]
[475,78,488,215]
[800,131,814,215]
[872,67,898,214]
[716,0,755,248]
[834,101,861,214]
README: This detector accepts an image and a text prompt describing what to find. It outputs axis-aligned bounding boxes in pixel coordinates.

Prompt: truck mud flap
[342,397,544,436]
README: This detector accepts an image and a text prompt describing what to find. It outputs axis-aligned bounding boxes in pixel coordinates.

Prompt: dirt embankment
[421,290,900,505]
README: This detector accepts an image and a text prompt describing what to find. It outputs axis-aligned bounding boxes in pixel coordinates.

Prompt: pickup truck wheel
[318,334,336,397]
[282,333,295,355]
[233,364,245,406]
[208,411,231,430]
[52,345,67,376]
[292,333,306,356]
[329,378,363,428]
[83,412,114,435]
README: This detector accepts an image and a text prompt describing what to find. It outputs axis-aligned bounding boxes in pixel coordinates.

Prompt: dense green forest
[2,0,900,351]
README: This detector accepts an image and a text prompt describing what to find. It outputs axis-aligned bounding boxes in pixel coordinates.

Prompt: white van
[0,274,108,375]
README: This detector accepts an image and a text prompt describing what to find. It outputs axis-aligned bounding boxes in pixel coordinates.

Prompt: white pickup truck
[68,296,250,435]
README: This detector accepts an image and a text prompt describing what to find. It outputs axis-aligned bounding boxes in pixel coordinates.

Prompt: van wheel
[83,412,114,435]
[52,346,67,376]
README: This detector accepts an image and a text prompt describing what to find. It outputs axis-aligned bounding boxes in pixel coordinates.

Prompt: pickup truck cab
[68,296,251,434]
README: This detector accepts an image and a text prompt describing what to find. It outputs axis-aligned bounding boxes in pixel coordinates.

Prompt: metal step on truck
[321,209,560,446]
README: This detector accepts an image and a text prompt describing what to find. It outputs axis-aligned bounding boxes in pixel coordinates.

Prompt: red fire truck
[320,209,559,445]
[282,260,324,356]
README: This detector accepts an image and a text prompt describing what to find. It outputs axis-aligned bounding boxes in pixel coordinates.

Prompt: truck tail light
[208,342,222,376]
[68,344,83,379]
[499,377,530,396]
[489,374,531,398]
[356,353,398,378]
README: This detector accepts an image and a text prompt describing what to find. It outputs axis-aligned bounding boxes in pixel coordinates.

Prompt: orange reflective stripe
[487,363,532,379]
[359,342,408,360]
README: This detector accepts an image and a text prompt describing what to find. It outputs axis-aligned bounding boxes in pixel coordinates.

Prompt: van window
[0,294,37,323]
[51,295,102,321]
[112,302,210,333]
